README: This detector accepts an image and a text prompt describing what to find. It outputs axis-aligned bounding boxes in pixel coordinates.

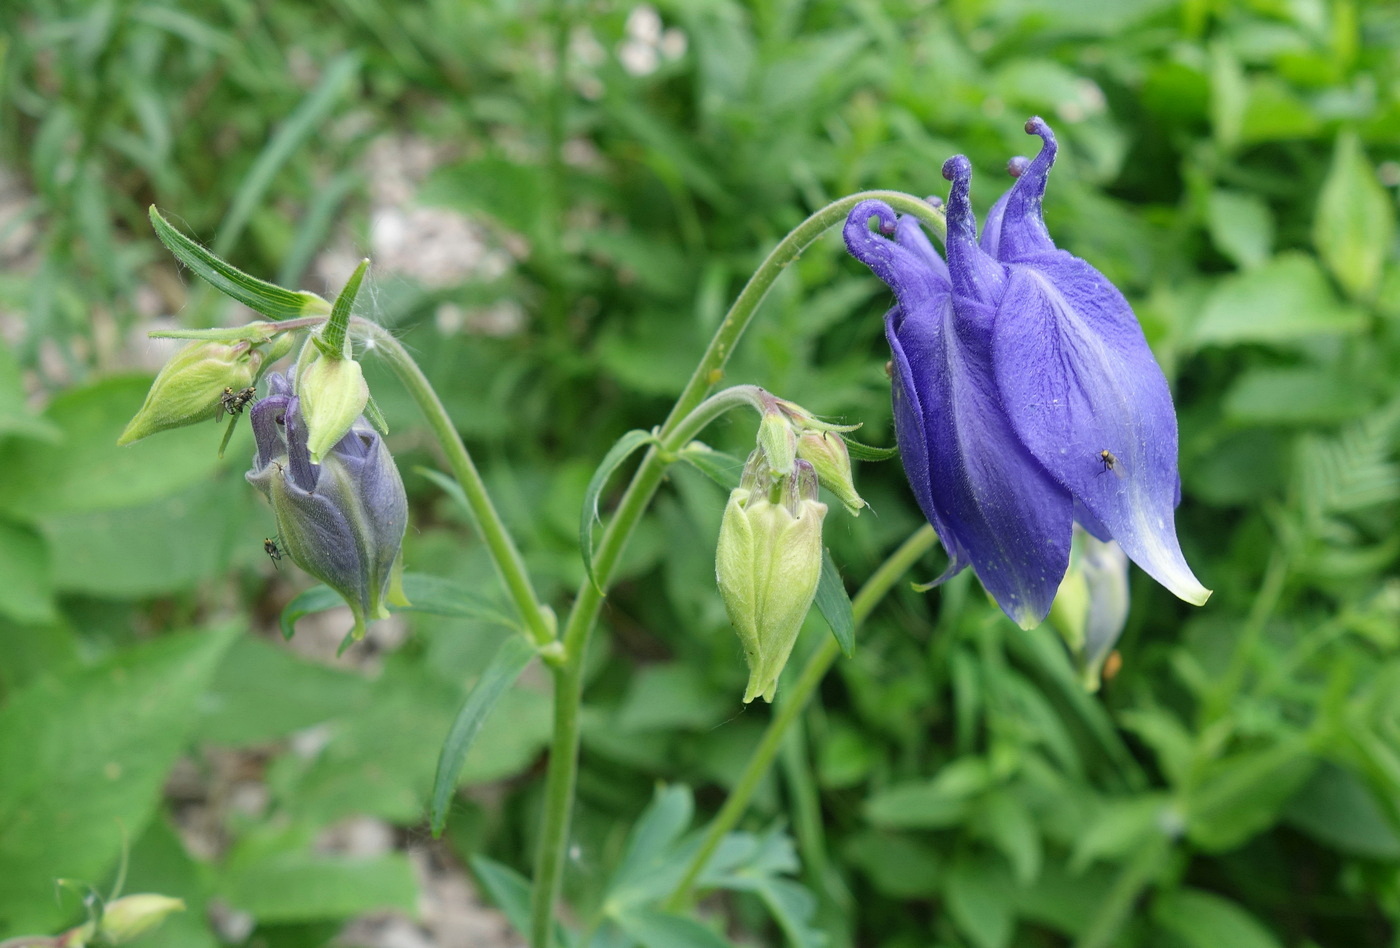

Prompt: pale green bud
[1049,525,1130,691]
[117,340,262,445]
[97,894,185,943]
[298,349,369,463]
[796,429,865,516]
[716,456,827,703]
[756,409,797,476]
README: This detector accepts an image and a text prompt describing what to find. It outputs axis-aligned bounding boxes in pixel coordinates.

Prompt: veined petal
[992,256,1210,605]
[893,281,1073,629]
[886,306,970,582]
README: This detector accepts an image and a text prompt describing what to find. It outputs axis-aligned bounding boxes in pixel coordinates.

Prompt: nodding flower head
[246,373,408,639]
[716,452,828,703]
[843,117,1209,629]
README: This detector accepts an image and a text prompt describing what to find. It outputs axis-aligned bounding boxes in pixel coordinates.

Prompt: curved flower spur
[844,117,1210,628]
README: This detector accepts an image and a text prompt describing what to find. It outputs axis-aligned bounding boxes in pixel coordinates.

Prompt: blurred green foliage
[1,0,1398,946]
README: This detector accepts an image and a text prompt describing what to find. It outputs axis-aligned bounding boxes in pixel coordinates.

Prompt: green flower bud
[97,894,185,944]
[796,429,865,516]
[298,348,369,463]
[1049,525,1130,691]
[117,340,262,445]
[716,454,828,703]
[756,408,797,476]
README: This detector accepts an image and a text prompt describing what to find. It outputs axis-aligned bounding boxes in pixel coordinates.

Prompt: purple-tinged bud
[1049,525,1130,691]
[118,340,262,445]
[716,454,828,703]
[246,374,408,639]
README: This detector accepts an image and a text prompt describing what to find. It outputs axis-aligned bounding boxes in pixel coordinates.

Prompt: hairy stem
[356,319,556,649]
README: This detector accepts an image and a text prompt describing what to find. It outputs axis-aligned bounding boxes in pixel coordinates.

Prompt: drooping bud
[118,340,263,445]
[796,429,865,516]
[716,453,828,703]
[1049,525,1130,691]
[297,347,369,464]
[97,894,186,944]
[756,407,798,476]
[246,374,409,639]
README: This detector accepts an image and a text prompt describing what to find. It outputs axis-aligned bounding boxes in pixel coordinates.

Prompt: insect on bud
[796,429,866,516]
[118,340,263,445]
[716,454,828,703]
[247,374,409,640]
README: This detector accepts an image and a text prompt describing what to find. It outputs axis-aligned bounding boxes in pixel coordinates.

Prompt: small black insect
[1097,449,1122,477]
[220,386,257,417]
[263,536,284,568]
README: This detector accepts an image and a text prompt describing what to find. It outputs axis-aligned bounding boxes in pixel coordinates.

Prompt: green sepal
[149,207,331,320]
[320,258,369,358]
[842,438,899,462]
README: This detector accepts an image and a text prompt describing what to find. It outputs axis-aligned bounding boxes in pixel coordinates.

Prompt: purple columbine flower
[247,372,409,638]
[844,117,1210,628]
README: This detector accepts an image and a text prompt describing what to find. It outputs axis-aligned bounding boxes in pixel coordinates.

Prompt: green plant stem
[356,319,556,650]
[527,193,942,947]
[663,523,938,909]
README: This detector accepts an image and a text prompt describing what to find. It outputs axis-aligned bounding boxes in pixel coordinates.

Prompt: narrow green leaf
[279,585,344,641]
[842,438,899,462]
[322,258,369,356]
[581,429,658,589]
[149,207,329,320]
[814,548,855,657]
[470,855,574,947]
[676,441,744,490]
[608,785,695,902]
[1155,889,1284,948]
[429,635,537,835]
[1314,130,1395,300]
[616,908,738,948]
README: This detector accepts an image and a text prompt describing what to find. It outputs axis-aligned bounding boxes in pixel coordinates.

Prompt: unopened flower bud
[247,374,409,639]
[118,340,262,445]
[297,349,369,463]
[1049,525,1130,691]
[716,456,828,703]
[756,409,797,476]
[797,429,865,516]
[98,894,185,944]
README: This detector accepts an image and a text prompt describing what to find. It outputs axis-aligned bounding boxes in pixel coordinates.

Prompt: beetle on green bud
[117,340,263,445]
[716,450,828,703]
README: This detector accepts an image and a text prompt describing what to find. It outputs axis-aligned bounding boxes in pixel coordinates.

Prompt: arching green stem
[527,192,944,948]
